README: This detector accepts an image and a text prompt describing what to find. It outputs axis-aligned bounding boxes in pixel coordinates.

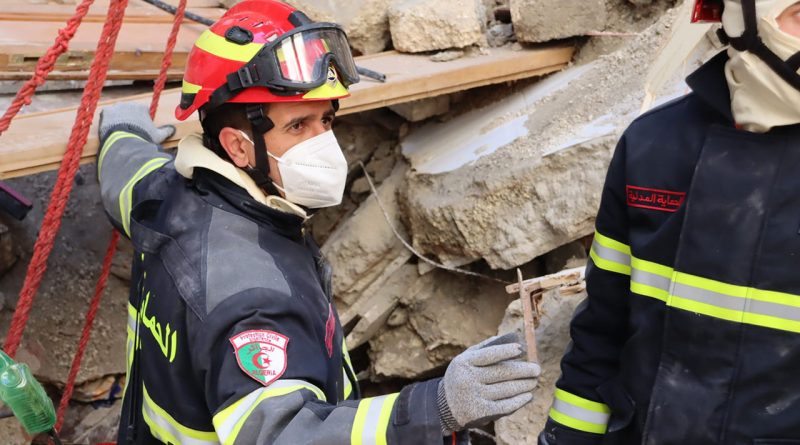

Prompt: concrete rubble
[388,0,486,52]
[494,289,587,444]
[0,0,717,441]
[284,0,393,55]
[511,0,607,42]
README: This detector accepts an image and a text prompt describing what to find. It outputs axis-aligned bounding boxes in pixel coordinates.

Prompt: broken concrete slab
[494,290,587,444]
[368,268,514,380]
[388,0,485,53]
[322,164,411,312]
[286,0,392,54]
[399,9,699,269]
[344,263,416,349]
[510,0,607,42]
[0,165,128,387]
[390,96,451,122]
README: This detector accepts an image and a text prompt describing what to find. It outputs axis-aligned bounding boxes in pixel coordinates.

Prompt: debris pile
[0,0,721,442]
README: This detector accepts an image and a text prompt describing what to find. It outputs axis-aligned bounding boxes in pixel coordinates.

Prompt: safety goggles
[692,0,724,22]
[233,23,359,92]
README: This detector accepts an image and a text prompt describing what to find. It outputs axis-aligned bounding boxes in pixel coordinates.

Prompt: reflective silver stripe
[631,267,670,291]
[551,398,611,426]
[672,282,746,312]
[214,379,325,443]
[672,282,800,321]
[142,388,218,445]
[749,298,800,321]
[591,239,631,266]
[359,394,393,445]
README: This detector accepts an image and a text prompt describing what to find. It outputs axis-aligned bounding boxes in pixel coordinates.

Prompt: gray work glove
[438,333,541,434]
[98,103,175,145]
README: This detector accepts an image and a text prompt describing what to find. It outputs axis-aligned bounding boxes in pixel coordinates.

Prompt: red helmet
[692,0,724,22]
[176,0,360,121]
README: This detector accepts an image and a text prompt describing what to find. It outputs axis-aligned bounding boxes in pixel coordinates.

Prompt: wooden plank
[4,0,221,7]
[0,18,207,75]
[0,44,575,179]
[0,69,184,81]
[0,2,224,23]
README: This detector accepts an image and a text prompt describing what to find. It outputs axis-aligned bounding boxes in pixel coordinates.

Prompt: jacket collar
[686,51,735,124]
[174,134,308,220]
[174,134,308,240]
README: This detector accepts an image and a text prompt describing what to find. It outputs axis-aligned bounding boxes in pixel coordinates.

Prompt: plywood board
[0,44,575,179]
[0,1,224,23]
[0,8,208,75]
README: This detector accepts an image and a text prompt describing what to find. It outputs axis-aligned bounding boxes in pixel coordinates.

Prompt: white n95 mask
[241,130,348,208]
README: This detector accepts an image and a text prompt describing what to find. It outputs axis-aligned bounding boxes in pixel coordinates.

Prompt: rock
[345,264,416,348]
[390,96,451,122]
[334,115,397,169]
[369,324,436,379]
[323,164,411,312]
[284,0,392,55]
[68,402,121,445]
[487,23,515,47]
[543,240,588,275]
[429,50,465,63]
[510,0,607,42]
[0,421,27,445]
[368,268,515,380]
[0,165,129,387]
[399,12,687,269]
[494,290,587,444]
[388,0,485,53]
[0,222,17,277]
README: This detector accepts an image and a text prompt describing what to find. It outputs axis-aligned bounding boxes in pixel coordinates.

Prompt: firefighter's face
[218,100,336,193]
[777,2,800,37]
[262,100,336,190]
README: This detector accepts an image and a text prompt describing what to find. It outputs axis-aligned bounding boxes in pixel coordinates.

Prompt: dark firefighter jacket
[97,129,448,445]
[540,51,800,445]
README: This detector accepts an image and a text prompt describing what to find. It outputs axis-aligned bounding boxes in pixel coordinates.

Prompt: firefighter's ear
[219,127,253,169]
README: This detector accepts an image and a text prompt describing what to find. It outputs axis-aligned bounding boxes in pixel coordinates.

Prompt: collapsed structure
[0,0,719,442]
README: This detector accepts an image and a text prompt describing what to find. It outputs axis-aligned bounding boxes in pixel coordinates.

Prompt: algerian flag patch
[230,330,289,386]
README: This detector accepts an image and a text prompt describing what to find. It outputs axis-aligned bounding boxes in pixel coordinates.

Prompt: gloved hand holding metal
[99,103,176,145]
[437,332,541,434]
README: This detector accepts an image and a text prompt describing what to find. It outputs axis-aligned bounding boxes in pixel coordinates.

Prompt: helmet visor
[272,26,359,87]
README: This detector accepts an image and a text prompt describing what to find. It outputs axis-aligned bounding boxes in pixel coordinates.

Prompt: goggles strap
[724,0,800,92]
[245,104,282,197]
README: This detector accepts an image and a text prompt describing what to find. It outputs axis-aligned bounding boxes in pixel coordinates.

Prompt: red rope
[53,0,188,433]
[0,0,187,433]
[150,0,188,119]
[3,0,130,358]
[0,0,97,136]
[54,230,120,432]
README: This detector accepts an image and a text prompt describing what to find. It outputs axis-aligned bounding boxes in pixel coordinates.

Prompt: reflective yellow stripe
[593,231,631,255]
[182,80,202,94]
[625,253,800,333]
[549,388,610,435]
[142,385,218,445]
[98,131,144,177]
[124,303,138,395]
[343,339,355,399]
[118,157,170,236]
[590,248,631,276]
[351,394,399,445]
[343,368,353,399]
[375,393,399,445]
[213,380,326,445]
[194,29,263,62]
[351,398,372,445]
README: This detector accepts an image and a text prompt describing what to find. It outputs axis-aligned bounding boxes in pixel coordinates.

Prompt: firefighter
[539,0,800,444]
[96,1,540,444]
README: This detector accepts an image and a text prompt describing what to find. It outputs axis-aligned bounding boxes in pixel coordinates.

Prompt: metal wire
[139,0,214,26]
